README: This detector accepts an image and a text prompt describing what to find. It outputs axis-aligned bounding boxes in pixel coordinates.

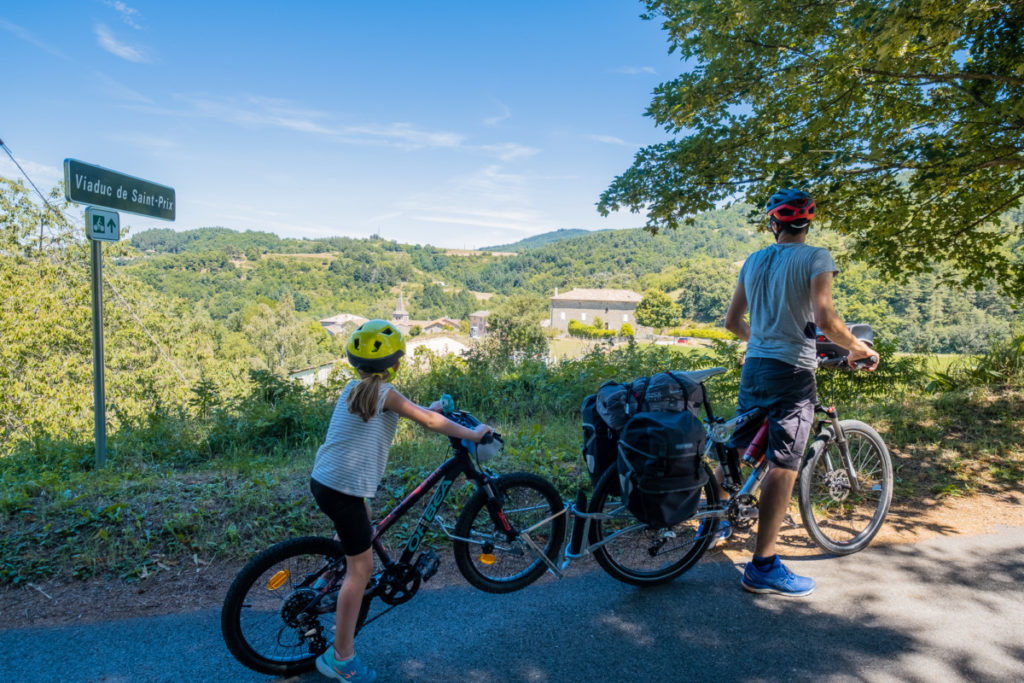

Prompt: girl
[310,319,490,682]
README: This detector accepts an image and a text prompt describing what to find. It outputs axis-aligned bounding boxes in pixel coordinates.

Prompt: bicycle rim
[453,472,566,593]
[221,537,345,676]
[799,421,893,555]
[589,466,717,586]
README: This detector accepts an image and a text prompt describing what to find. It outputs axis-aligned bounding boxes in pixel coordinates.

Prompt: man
[723,188,877,597]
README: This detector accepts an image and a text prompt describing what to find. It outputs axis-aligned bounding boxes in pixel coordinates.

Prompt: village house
[549,288,643,332]
[468,310,490,338]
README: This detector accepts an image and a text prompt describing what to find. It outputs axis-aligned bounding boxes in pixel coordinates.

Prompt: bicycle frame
[369,450,509,568]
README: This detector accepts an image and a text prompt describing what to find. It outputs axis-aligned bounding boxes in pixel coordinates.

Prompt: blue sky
[1,1,685,248]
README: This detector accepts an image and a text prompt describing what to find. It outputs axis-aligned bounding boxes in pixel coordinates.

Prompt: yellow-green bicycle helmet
[347,319,406,374]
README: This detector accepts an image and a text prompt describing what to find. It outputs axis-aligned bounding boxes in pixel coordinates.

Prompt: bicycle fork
[816,405,863,495]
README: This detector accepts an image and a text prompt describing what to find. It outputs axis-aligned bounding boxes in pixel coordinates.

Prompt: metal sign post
[65,160,175,468]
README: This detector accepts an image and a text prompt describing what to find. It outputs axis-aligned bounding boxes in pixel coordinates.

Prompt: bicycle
[544,343,893,587]
[220,396,567,676]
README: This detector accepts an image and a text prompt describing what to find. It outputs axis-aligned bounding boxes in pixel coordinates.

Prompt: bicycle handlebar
[439,394,503,460]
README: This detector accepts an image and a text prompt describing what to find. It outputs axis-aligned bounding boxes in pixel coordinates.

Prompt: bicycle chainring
[378,563,421,605]
[728,494,759,529]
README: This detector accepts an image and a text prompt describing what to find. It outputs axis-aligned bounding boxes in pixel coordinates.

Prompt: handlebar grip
[851,355,879,369]
[440,393,455,414]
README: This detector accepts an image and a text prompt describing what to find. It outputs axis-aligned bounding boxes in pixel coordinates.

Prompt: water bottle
[742,426,769,466]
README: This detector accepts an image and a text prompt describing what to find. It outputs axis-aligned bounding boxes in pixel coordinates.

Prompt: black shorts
[729,357,817,471]
[309,478,373,556]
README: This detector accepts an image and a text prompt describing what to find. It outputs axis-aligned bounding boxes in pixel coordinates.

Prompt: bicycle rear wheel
[798,420,893,555]
[588,464,718,587]
[221,536,347,676]
[453,472,566,593]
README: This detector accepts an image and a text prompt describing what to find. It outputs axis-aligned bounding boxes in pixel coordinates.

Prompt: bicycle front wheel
[588,464,718,587]
[221,536,346,676]
[453,472,566,594]
[798,420,893,555]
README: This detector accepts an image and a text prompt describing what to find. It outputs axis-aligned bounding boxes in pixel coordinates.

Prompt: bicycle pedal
[415,549,440,582]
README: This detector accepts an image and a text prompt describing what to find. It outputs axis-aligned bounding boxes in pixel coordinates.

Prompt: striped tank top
[311,380,400,498]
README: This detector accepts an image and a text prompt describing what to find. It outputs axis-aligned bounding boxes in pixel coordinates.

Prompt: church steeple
[393,292,409,322]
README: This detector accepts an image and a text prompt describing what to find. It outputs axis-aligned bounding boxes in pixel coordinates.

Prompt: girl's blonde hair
[347,372,387,422]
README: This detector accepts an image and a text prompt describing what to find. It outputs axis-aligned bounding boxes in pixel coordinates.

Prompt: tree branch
[857,68,1024,88]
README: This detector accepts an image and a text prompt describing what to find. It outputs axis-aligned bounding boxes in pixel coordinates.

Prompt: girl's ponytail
[347,373,386,421]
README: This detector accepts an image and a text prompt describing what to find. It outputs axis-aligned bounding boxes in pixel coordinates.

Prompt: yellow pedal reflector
[266,569,290,590]
[479,553,497,565]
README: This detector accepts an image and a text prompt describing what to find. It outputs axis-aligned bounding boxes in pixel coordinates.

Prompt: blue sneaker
[316,649,377,682]
[741,556,815,597]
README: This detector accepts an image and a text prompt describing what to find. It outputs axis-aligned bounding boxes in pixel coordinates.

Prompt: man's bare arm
[724,281,751,342]
[810,272,877,369]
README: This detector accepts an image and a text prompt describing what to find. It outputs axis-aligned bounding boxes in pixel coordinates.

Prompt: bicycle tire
[221,536,348,676]
[588,464,718,586]
[798,420,893,555]
[453,472,566,594]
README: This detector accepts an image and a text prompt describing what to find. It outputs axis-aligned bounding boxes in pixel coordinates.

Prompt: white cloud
[483,100,511,127]
[0,156,64,189]
[107,132,177,152]
[588,134,631,146]
[137,94,532,160]
[104,1,143,30]
[92,71,153,104]
[95,23,149,63]
[0,18,69,59]
[611,66,657,75]
[474,142,539,161]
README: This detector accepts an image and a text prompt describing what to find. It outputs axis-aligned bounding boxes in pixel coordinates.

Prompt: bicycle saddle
[675,367,727,384]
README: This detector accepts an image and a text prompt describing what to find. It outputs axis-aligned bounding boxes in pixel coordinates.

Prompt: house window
[581,312,587,321]
[623,314,628,322]
[560,311,565,320]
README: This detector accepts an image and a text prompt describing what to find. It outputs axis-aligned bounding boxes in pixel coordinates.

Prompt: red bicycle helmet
[766,189,816,228]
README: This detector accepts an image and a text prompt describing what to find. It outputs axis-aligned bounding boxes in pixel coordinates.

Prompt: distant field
[548,337,605,360]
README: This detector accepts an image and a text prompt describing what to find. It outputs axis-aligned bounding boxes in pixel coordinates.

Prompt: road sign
[85,207,120,241]
[64,158,175,221]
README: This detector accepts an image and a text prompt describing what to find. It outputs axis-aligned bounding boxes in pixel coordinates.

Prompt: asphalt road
[3,526,1023,682]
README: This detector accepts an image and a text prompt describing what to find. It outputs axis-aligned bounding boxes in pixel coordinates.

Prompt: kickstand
[783,513,799,529]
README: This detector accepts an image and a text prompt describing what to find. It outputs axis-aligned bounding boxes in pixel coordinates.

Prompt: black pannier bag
[596,372,705,431]
[580,393,621,494]
[617,410,708,528]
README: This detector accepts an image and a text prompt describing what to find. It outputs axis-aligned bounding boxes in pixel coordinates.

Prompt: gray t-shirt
[311,380,400,498]
[738,242,838,370]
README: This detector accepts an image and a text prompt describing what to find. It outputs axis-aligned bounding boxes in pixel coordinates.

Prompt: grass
[2,346,1020,587]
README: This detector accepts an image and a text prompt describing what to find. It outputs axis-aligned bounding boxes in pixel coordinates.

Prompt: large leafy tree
[599,0,1024,297]
[635,288,681,327]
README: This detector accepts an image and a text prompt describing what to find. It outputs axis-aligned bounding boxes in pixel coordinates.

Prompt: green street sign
[64,158,175,221]
[85,207,120,241]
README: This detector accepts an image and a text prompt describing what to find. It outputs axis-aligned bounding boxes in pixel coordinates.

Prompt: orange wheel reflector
[266,569,290,590]
[479,553,497,565]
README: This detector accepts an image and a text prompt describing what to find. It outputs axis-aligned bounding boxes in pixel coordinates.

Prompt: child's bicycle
[220,396,567,676]
[545,345,893,587]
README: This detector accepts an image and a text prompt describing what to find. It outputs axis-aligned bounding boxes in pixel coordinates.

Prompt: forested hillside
[481,228,594,252]
[124,204,1017,354]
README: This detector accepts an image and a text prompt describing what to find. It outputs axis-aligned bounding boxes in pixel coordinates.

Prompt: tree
[635,289,680,328]
[599,1,1024,298]
[486,294,549,361]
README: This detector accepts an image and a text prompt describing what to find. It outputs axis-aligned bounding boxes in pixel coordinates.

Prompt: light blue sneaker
[741,555,815,597]
[710,520,732,548]
[316,648,377,682]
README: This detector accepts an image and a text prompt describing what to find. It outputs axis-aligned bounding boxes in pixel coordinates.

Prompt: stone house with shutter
[549,288,644,333]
